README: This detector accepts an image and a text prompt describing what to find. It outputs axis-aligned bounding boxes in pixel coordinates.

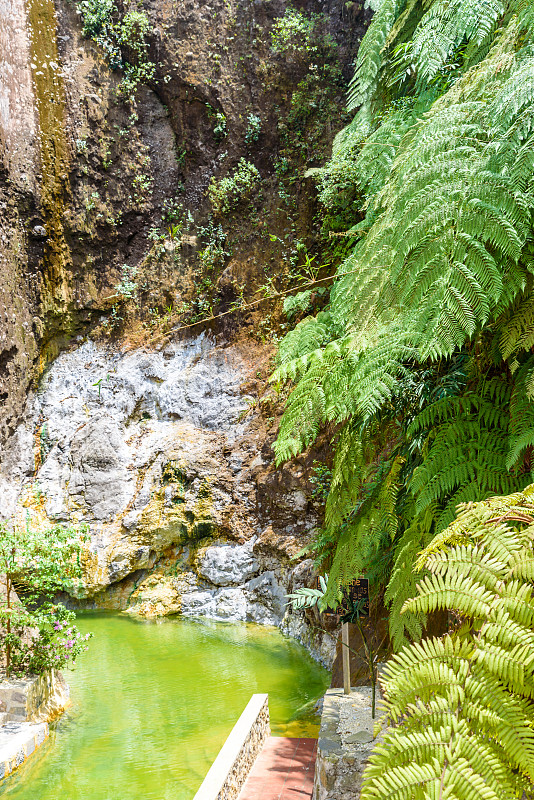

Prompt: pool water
[0,613,330,800]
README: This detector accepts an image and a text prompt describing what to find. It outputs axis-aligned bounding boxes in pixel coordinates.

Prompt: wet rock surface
[197,539,259,586]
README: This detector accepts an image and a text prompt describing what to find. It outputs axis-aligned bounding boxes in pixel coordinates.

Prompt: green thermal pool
[0,613,329,800]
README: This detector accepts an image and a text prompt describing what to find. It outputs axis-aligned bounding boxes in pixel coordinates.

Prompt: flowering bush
[6,605,92,677]
[0,518,92,677]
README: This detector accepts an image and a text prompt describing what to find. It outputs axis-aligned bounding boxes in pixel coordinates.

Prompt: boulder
[198,539,260,586]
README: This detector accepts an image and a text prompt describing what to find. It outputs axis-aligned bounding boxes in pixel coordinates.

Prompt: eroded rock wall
[0,0,369,439]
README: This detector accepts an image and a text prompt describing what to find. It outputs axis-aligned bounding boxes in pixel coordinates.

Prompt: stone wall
[0,670,70,723]
[313,688,379,800]
[194,693,270,800]
[0,721,49,779]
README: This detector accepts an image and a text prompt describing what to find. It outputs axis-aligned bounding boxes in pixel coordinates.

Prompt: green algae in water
[0,613,329,800]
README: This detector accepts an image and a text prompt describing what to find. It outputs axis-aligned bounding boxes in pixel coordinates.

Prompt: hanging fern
[384,505,435,649]
[404,0,505,90]
[323,450,403,606]
[507,357,534,471]
[498,287,534,364]
[362,485,534,800]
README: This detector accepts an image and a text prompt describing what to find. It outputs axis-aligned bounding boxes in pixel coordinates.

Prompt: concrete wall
[193,693,270,800]
[0,671,69,780]
[0,720,49,779]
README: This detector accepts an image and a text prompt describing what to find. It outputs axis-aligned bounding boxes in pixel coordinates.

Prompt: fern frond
[347,0,398,110]
[385,507,435,649]
[507,358,534,470]
[498,291,534,362]
[363,488,534,800]
[406,0,505,90]
[403,571,494,619]
[273,0,534,663]
[407,376,526,532]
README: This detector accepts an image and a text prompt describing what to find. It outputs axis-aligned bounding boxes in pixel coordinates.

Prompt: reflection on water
[0,613,329,800]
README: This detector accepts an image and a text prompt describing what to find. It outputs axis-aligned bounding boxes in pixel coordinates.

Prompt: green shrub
[76,0,154,96]
[245,113,261,145]
[271,8,335,60]
[77,0,114,39]
[208,158,260,215]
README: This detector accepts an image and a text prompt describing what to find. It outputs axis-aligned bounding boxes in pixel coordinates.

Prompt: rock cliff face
[0,0,368,440]
[0,0,369,666]
[0,336,336,664]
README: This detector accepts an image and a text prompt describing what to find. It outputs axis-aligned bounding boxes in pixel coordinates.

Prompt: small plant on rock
[197,221,229,271]
[244,113,261,145]
[213,112,228,140]
[115,263,139,302]
[76,0,155,98]
[270,8,336,63]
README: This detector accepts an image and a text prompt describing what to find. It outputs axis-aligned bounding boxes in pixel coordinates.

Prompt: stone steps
[0,721,49,779]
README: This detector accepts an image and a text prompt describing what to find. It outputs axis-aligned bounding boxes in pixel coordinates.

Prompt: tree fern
[272,321,418,463]
[516,0,534,38]
[362,487,534,800]
[507,358,534,470]
[324,449,404,606]
[276,22,534,486]
[385,505,435,648]
[275,310,336,369]
[273,0,534,648]
[402,0,505,91]
[489,53,534,135]
[498,287,534,363]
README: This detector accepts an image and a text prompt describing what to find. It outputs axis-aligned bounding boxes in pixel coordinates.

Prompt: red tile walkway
[237,737,317,800]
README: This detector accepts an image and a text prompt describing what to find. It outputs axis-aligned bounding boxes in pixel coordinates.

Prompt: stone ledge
[313,688,380,800]
[193,693,270,800]
[0,670,70,722]
[0,721,49,779]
